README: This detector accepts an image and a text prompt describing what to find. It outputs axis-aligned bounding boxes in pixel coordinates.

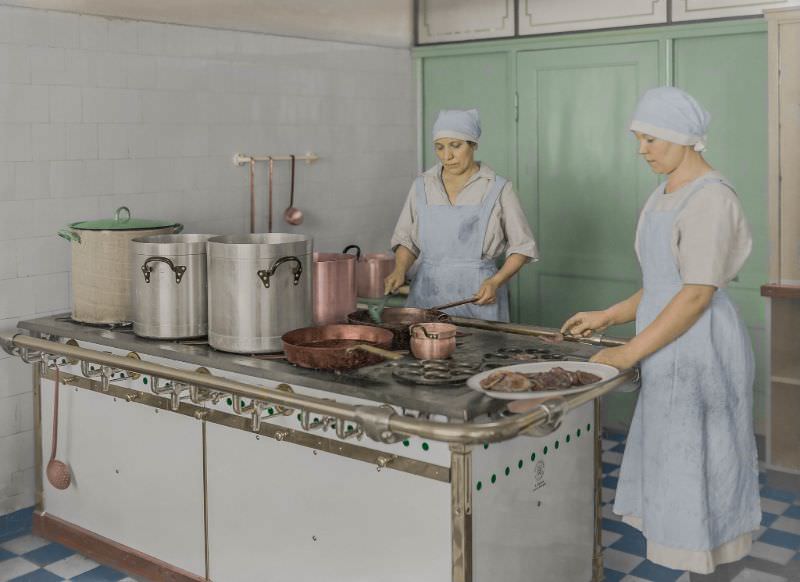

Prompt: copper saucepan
[281,324,399,370]
[347,308,451,350]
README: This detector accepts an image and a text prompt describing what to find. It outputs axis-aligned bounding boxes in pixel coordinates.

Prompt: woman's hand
[384,269,407,295]
[560,310,613,337]
[589,346,638,370]
[473,278,499,305]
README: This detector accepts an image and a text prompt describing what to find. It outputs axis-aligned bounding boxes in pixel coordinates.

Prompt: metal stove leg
[593,400,604,582]
[33,364,43,512]
[450,444,472,582]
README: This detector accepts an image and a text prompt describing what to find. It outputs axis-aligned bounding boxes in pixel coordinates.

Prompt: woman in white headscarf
[386,109,538,322]
[561,87,761,575]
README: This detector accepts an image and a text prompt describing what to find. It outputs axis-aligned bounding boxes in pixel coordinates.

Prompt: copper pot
[313,252,357,325]
[409,323,457,360]
[347,308,450,350]
[343,245,395,299]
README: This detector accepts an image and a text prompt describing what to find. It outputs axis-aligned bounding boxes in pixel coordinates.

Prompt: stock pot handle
[57,228,81,243]
[342,244,361,260]
[257,256,303,289]
[141,256,187,284]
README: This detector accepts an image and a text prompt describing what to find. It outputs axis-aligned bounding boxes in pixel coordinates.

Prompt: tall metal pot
[343,245,395,298]
[208,234,313,353]
[313,252,356,325]
[131,234,216,339]
[58,207,182,324]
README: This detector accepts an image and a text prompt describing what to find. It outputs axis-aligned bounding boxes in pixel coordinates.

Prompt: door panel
[516,42,660,334]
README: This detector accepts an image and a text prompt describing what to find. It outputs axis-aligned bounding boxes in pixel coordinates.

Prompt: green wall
[415,20,769,433]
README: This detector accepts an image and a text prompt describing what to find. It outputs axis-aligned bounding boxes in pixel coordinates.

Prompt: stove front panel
[472,402,596,582]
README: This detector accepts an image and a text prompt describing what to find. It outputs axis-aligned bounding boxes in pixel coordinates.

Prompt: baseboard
[32,511,206,582]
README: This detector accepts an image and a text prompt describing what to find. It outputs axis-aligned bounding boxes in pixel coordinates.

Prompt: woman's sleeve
[499,181,540,261]
[390,183,420,257]
[676,184,752,288]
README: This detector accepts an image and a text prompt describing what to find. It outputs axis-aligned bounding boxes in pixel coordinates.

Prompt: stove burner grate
[390,359,483,386]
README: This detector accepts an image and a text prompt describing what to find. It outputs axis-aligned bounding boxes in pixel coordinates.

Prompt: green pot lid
[70,207,179,231]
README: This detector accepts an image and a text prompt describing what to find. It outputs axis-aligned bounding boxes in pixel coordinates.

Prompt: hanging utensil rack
[233,152,320,234]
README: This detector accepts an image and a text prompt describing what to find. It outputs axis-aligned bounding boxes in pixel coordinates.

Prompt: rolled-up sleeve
[498,182,539,262]
[676,185,752,288]
[390,184,420,257]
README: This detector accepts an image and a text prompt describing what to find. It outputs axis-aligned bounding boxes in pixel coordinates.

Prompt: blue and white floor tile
[0,511,138,582]
[600,432,800,582]
[1,431,798,581]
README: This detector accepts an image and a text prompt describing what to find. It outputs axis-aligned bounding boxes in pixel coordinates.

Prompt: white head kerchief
[630,87,711,152]
[433,109,481,143]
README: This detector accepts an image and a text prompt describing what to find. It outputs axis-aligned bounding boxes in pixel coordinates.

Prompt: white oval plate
[466,361,619,400]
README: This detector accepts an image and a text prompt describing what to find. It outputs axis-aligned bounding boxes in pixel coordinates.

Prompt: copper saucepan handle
[346,344,403,360]
[430,297,476,311]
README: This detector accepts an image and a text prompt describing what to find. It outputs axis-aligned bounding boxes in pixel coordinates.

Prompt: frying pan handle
[257,256,303,289]
[346,344,403,361]
[342,244,361,260]
[142,256,187,284]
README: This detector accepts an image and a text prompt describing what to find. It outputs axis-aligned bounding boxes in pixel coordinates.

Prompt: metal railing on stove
[1,331,637,445]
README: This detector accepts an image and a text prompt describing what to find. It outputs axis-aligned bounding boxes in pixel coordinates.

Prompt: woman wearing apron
[561,87,761,575]
[386,109,538,322]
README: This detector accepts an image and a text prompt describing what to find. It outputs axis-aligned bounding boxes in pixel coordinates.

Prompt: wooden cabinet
[764,7,800,472]
[518,0,667,35]
[768,8,800,285]
[673,0,800,22]
[417,0,514,44]
[416,0,797,43]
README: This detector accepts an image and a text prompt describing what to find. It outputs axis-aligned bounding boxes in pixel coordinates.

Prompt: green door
[516,42,660,334]
[673,32,768,429]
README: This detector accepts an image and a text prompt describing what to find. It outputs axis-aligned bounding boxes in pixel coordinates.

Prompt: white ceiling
[0,0,414,47]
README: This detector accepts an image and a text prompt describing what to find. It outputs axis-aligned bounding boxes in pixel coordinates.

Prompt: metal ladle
[46,364,71,490]
[283,154,304,226]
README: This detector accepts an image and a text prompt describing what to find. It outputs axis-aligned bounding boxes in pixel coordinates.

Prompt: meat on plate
[480,367,601,393]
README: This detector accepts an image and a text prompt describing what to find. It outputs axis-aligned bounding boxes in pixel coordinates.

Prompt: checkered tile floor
[0,510,138,582]
[0,432,798,581]
[600,432,800,582]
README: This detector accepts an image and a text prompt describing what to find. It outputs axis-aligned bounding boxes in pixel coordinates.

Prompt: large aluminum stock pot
[208,234,313,353]
[58,206,182,324]
[131,234,216,339]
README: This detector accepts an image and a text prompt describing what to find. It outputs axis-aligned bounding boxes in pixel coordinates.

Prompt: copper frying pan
[281,324,399,370]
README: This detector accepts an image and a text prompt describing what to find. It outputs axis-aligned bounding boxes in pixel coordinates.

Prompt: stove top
[20,313,601,419]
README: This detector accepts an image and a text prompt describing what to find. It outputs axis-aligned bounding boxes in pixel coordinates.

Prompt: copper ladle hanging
[46,365,71,490]
[283,154,304,226]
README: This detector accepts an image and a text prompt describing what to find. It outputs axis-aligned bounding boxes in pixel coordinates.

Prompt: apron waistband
[420,258,496,268]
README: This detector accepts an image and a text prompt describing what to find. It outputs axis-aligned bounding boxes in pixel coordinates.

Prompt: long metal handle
[257,256,302,289]
[346,344,404,360]
[141,256,187,284]
[449,317,628,347]
[2,333,637,445]
[431,298,476,311]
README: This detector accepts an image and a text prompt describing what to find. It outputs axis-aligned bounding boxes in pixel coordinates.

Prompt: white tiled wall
[0,5,416,516]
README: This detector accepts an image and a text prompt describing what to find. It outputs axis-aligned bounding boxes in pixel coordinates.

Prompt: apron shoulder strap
[483,175,507,210]
[674,175,731,214]
[414,176,427,209]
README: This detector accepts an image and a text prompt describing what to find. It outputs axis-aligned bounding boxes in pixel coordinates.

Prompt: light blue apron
[613,175,761,553]
[406,174,510,322]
